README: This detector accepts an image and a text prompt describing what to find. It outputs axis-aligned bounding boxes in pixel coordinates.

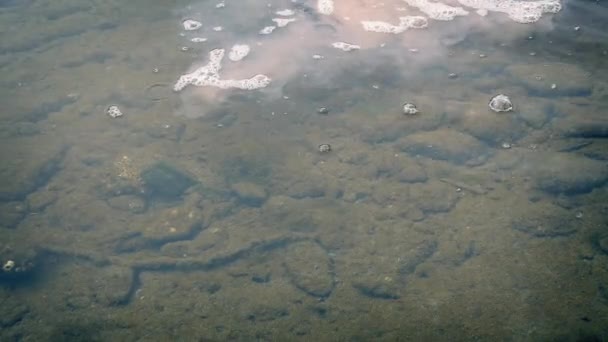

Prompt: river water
[1,0,607,340]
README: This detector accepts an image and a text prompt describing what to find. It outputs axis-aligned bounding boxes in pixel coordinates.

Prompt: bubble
[489,94,513,112]
[182,19,202,31]
[402,103,419,115]
[318,144,332,153]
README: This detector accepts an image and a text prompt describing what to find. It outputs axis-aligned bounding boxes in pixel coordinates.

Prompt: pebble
[318,144,331,153]
[106,105,123,118]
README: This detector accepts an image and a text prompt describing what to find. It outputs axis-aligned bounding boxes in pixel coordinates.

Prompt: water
[1,0,607,340]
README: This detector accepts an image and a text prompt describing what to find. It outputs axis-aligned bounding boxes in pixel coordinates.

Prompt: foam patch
[174,49,271,91]
[403,0,469,21]
[457,0,561,23]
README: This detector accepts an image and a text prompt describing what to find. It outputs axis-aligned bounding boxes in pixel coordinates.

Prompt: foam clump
[273,17,297,28]
[457,0,561,23]
[183,19,202,31]
[332,42,361,51]
[276,9,295,16]
[229,44,250,61]
[362,16,429,34]
[174,49,271,92]
[317,0,334,15]
[404,0,469,21]
[260,26,276,35]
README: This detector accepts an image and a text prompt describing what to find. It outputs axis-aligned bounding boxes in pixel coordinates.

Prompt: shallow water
[1,0,607,340]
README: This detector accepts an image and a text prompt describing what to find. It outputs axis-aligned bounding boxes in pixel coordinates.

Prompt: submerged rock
[511,203,576,237]
[106,195,146,214]
[353,282,400,300]
[507,63,592,97]
[231,181,267,207]
[283,241,334,298]
[397,129,491,166]
[140,162,196,200]
[525,152,608,194]
[0,144,67,201]
[0,201,28,228]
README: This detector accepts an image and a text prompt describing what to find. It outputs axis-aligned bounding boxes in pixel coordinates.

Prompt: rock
[409,181,460,214]
[92,266,134,306]
[598,236,608,254]
[506,63,592,97]
[0,144,67,201]
[460,107,526,145]
[525,152,608,194]
[140,162,196,200]
[283,241,334,297]
[397,129,491,166]
[0,298,29,328]
[114,199,204,253]
[398,239,438,276]
[397,160,428,183]
[26,190,57,212]
[106,195,147,214]
[353,281,400,300]
[0,201,28,228]
[555,117,608,139]
[511,203,576,237]
[284,179,326,199]
[246,305,289,322]
[231,182,267,207]
[369,152,427,183]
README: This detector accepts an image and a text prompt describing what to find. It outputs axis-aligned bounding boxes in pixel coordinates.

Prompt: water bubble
[106,105,123,118]
[318,144,331,153]
[489,94,513,112]
[402,103,419,115]
[317,107,329,115]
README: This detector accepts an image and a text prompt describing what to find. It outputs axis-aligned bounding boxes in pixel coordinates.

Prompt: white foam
[213,26,223,31]
[272,17,297,28]
[318,0,334,15]
[215,2,225,8]
[174,49,271,91]
[332,42,361,51]
[183,19,202,31]
[229,44,251,61]
[276,9,295,16]
[403,0,469,21]
[191,37,208,43]
[457,0,561,23]
[259,26,276,35]
[362,16,429,34]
